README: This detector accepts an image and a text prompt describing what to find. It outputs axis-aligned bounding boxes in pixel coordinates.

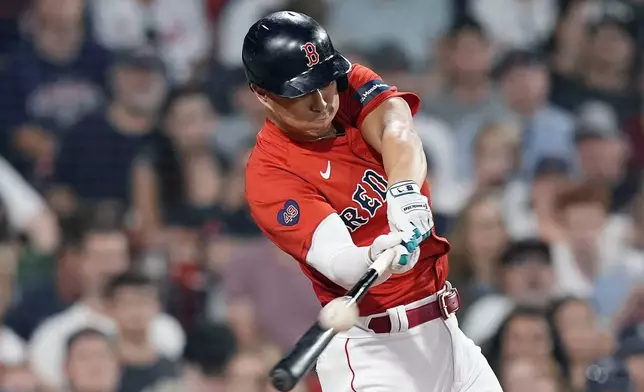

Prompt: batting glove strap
[387,180,421,198]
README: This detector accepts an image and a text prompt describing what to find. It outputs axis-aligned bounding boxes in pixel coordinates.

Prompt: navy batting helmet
[242,11,351,98]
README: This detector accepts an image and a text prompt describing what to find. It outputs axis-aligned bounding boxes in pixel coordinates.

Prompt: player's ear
[250,84,268,101]
[250,84,275,110]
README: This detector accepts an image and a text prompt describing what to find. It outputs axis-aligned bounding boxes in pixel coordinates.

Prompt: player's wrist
[387,180,421,198]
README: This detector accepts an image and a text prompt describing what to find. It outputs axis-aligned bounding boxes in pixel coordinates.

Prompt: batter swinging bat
[269,248,397,391]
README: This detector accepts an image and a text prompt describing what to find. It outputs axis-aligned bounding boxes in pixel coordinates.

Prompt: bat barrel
[269,325,336,391]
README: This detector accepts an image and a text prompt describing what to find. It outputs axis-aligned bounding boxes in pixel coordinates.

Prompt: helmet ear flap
[336,75,348,92]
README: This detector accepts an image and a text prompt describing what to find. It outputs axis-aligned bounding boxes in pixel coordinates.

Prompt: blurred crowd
[0,0,642,391]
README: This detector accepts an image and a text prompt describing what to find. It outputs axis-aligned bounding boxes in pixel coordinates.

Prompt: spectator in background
[615,322,644,392]
[52,46,166,212]
[63,328,121,392]
[182,323,237,392]
[131,85,226,246]
[224,344,309,392]
[548,0,598,78]
[468,122,521,195]
[438,121,522,218]
[223,349,270,392]
[550,12,639,120]
[500,357,561,392]
[223,238,320,351]
[574,101,635,213]
[218,143,260,237]
[456,50,575,181]
[327,0,450,67]
[504,156,572,242]
[213,68,265,162]
[5,220,84,341]
[468,0,558,54]
[551,183,623,300]
[0,0,111,184]
[106,272,179,392]
[89,0,211,84]
[0,364,39,392]
[463,239,556,346]
[425,17,503,129]
[485,307,563,387]
[29,217,184,389]
[448,192,509,309]
[549,297,613,390]
[161,212,208,323]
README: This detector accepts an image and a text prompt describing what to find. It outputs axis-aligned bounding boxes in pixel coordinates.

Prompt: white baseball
[318,296,359,332]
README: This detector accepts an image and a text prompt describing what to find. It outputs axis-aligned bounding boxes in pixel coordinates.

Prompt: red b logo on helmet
[301,42,320,67]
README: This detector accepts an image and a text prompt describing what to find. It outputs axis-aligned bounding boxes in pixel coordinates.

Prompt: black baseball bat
[269,249,396,391]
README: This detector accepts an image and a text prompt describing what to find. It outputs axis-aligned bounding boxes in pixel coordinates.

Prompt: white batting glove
[369,232,420,274]
[386,180,434,251]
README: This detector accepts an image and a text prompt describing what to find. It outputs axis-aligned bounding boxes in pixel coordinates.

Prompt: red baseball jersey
[245,64,450,315]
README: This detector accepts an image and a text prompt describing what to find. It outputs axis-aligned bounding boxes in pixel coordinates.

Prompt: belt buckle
[438,283,460,320]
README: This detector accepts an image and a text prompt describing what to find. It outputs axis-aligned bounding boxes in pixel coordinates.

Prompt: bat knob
[270,368,296,391]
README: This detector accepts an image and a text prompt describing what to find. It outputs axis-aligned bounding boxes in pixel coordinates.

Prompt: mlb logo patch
[277,199,300,226]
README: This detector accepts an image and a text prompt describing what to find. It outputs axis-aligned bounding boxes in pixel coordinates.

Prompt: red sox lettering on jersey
[340,169,388,232]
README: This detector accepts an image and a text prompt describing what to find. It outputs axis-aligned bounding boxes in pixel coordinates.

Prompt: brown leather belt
[367,286,461,334]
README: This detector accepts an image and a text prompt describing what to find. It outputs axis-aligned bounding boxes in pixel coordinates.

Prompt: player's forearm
[381,121,427,187]
[360,97,427,187]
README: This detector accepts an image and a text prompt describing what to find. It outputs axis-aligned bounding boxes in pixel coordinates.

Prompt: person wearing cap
[461,239,556,346]
[52,47,168,209]
[503,155,572,241]
[455,49,575,181]
[574,100,636,213]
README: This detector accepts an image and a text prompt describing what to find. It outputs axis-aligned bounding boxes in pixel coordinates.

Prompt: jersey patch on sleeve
[277,199,300,226]
[353,79,391,107]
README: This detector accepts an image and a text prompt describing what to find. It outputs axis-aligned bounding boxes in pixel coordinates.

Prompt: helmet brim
[275,54,352,98]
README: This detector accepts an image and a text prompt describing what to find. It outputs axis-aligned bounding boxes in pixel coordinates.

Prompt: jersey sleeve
[338,63,421,128]
[245,154,336,263]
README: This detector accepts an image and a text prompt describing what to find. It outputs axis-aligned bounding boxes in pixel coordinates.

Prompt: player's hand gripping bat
[269,248,396,391]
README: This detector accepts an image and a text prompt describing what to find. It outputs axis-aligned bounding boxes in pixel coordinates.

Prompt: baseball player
[243,11,503,392]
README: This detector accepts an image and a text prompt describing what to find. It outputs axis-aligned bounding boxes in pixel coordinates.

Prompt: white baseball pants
[315,293,503,392]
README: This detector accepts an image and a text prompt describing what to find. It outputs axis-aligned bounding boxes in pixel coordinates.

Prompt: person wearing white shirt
[28,222,184,389]
[550,183,627,300]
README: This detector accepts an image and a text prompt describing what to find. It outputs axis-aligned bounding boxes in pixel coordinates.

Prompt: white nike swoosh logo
[320,161,331,179]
